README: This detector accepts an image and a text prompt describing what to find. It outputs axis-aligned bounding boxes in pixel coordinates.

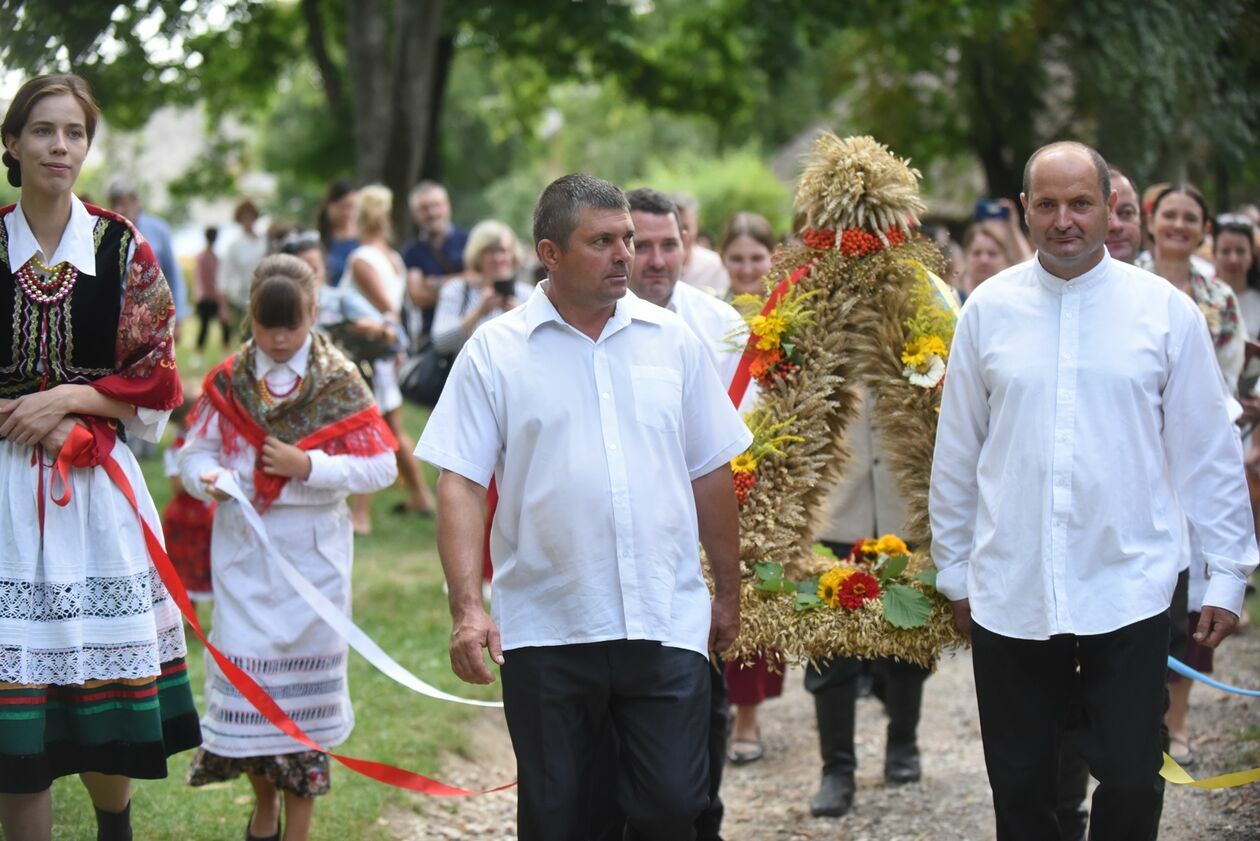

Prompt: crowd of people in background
[5,68,1257,841]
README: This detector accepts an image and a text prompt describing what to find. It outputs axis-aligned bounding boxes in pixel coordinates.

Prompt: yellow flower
[900,335,948,371]
[750,314,787,350]
[730,452,758,474]
[873,534,909,556]
[818,566,857,607]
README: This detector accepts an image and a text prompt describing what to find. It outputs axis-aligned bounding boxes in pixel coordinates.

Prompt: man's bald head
[1022,142,1110,204]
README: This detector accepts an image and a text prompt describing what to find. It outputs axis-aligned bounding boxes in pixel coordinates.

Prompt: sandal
[1169,735,1195,767]
[728,729,765,765]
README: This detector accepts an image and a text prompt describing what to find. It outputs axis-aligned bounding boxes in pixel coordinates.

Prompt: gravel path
[389,627,1260,840]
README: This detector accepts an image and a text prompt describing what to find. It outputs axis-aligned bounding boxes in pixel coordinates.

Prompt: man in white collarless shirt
[930,142,1257,841]
[417,174,751,841]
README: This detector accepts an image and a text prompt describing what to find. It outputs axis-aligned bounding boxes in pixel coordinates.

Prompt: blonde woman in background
[958,221,1019,300]
[342,185,436,532]
[430,220,533,355]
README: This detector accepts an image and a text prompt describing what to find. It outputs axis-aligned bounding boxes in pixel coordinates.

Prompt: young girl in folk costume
[0,75,199,841]
[161,390,215,612]
[179,254,398,841]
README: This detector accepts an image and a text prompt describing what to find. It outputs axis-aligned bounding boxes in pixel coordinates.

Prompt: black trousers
[1056,570,1185,840]
[972,612,1169,841]
[695,657,728,840]
[501,640,711,841]
[195,299,231,349]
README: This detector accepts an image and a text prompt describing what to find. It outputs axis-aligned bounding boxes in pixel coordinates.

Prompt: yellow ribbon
[1161,752,1260,788]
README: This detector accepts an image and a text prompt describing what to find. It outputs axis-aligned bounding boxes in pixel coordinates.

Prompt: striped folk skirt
[0,658,202,794]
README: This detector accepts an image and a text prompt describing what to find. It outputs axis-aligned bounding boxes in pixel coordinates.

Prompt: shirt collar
[254,334,312,381]
[524,281,666,338]
[6,195,97,275]
[1032,247,1113,295]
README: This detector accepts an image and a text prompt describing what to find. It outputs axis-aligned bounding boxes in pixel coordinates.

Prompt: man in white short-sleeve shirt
[929,141,1258,840]
[416,174,751,841]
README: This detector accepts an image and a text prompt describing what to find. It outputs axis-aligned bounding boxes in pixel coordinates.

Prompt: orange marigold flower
[748,347,784,380]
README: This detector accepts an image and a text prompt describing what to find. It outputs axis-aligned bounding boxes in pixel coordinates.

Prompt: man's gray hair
[626,187,681,236]
[106,175,138,202]
[532,173,628,248]
[668,192,699,215]
[1022,141,1110,202]
[408,179,447,209]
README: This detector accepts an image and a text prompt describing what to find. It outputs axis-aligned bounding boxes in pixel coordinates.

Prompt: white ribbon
[213,472,503,709]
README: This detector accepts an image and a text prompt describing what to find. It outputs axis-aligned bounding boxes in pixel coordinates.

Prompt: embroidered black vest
[0,208,131,397]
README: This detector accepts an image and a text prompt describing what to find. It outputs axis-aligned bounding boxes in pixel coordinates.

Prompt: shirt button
[601,392,610,399]
[608,443,618,451]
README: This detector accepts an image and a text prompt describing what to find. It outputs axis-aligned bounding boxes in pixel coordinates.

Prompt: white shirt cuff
[934,562,969,602]
[1201,572,1247,618]
[124,406,171,443]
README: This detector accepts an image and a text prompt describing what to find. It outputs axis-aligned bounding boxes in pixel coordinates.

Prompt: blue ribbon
[1168,656,1260,697]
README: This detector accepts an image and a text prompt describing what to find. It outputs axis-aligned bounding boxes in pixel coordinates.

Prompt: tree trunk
[346,0,391,184]
[385,0,446,238]
[420,34,456,184]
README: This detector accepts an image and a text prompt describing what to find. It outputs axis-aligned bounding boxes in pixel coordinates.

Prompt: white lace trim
[0,618,187,685]
[0,567,166,622]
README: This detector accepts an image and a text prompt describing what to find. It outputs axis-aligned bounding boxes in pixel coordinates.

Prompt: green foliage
[811,542,837,562]
[754,561,794,593]
[914,569,938,588]
[881,582,934,629]
[876,552,910,585]
[638,149,793,239]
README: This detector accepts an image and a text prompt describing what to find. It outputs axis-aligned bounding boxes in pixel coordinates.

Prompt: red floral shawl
[188,332,397,510]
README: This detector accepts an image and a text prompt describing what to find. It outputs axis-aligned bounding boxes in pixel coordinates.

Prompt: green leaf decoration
[782,342,796,358]
[754,562,795,593]
[882,583,933,629]
[812,542,837,561]
[796,576,821,595]
[755,562,784,582]
[794,592,823,612]
[878,552,909,583]
[914,569,938,588]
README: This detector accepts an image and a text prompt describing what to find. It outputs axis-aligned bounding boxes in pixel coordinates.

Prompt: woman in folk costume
[0,75,199,841]
[179,254,398,841]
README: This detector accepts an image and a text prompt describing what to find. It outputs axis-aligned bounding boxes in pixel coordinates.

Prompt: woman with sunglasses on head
[0,74,200,841]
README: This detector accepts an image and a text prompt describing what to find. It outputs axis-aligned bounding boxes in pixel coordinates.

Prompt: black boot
[810,677,858,817]
[94,801,132,841]
[882,662,926,785]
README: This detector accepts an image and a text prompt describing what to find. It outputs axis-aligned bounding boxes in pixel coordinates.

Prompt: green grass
[47,330,499,839]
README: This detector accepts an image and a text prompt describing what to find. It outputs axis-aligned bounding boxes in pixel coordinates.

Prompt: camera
[974,199,1010,221]
[493,278,516,299]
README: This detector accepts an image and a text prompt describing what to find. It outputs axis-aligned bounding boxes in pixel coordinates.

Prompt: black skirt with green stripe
[0,658,202,794]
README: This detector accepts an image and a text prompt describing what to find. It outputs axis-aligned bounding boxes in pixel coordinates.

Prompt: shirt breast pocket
[630,365,683,432]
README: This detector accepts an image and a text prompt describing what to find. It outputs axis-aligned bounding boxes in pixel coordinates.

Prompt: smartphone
[974,199,1010,220]
[493,279,515,299]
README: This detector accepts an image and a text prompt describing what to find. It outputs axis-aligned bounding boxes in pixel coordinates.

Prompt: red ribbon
[726,263,812,408]
[53,423,514,797]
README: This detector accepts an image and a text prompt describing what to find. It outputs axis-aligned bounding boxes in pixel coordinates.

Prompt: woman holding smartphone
[430,220,532,355]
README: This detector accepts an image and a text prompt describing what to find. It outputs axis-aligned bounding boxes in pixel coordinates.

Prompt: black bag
[398,280,471,408]
[398,339,455,408]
